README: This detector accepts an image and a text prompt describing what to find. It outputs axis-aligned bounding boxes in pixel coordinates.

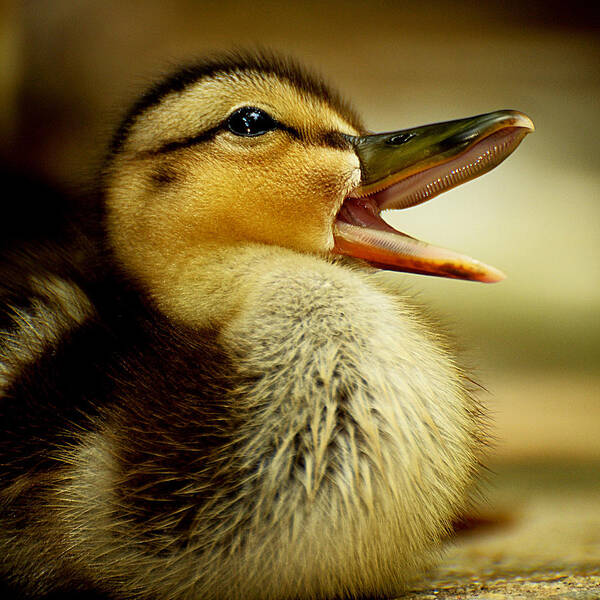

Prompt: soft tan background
[1,1,599,594]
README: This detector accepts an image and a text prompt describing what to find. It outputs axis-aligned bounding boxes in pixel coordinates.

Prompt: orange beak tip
[481,265,507,283]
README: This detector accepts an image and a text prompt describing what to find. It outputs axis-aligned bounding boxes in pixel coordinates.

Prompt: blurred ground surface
[405,461,600,599]
[399,373,600,598]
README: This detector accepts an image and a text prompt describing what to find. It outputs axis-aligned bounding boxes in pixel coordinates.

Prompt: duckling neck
[125,243,349,329]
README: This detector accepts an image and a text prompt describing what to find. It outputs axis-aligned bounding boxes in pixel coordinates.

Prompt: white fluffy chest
[210,261,479,598]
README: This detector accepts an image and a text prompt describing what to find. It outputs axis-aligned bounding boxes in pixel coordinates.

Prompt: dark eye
[226,107,277,137]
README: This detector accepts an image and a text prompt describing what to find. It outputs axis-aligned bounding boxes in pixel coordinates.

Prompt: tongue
[333,198,505,283]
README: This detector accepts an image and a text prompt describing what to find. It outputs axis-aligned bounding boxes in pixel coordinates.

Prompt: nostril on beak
[386,133,415,146]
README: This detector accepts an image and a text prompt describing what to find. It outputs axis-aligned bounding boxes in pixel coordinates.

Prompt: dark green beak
[333,110,534,282]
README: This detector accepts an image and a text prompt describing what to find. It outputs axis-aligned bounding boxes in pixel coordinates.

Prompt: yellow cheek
[109,137,359,268]
[199,142,359,253]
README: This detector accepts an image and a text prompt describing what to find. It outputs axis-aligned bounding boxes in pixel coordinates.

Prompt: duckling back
[0,211,233,597]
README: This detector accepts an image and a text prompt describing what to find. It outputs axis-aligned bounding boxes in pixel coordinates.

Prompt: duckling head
[104,52,532,324]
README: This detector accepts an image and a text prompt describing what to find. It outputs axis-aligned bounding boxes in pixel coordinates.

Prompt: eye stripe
[139,121,349,157]
[316,131,353,150]
[144,122,291,156]
[150,125,222,155]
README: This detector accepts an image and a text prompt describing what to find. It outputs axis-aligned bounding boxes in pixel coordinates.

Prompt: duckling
[0,52,533,599]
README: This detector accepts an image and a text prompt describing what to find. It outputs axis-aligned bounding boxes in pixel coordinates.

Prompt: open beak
[333,110,534,282]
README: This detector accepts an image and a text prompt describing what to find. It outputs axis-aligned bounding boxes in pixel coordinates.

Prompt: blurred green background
[1,0,598,460]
